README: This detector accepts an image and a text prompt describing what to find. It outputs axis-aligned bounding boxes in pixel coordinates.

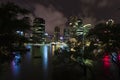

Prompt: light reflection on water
[10,44,51,80]
[102,55,111,75]
[1,44,120,80]
[51,45,55,56]
[11,60,21,77]
[42,45,48,71]
[25,51,32,63]
[51,44,63,56]
[42,45,52,80]
[1,44,66,80]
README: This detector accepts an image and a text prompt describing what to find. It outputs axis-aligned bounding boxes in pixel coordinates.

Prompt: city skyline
[0,0,120,34]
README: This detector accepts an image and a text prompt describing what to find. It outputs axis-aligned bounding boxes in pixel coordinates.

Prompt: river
[0,44,120,80]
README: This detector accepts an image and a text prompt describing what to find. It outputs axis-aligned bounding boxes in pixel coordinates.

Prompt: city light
[16,31,24,36]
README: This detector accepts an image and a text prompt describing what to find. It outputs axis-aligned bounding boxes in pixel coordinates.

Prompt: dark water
[0,44,120,80]
[0,44,52,80]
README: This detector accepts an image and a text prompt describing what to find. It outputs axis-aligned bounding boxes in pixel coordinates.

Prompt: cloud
[82,17,97,25]
[98,0,108,7]
[97,0,113,8]
[1,0,120,31]
[80,0,113,7]
[34,4,67,35]
[80,0,96,5]
[0,0,67,35]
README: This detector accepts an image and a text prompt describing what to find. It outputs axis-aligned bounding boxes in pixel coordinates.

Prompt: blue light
[21,31,23,35]
[26,45,31,49]
[13,52,21,64]
[43,45,48,70]
[44,45,48,59]
[111,52,117,62]
[16,31,23,36]
[15,53,21,59]
[60,36,63,40]
[11,52,21,77]
[11,60,20,77]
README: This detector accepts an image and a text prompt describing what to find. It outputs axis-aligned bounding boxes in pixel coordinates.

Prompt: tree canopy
[0,2,32,47]
[0,2,31,34]
[88,20,120,44]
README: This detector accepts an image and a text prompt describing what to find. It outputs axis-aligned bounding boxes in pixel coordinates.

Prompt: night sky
[0,0,120,34]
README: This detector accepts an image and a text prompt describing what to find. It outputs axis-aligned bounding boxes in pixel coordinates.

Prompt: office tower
[54,26,60,42]
[32,18,45,43]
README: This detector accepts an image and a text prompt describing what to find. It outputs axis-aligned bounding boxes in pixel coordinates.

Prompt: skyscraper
[63,27,69,42]
[32,18,45,43]
[54,26,60,42]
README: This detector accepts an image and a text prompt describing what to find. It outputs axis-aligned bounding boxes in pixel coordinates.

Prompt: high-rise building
[54,26,60,42]
[32,18,45,43]
[63,27,69,42]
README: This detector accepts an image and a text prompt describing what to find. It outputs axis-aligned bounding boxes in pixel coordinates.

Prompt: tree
[0,2,31,34]
[88,21,120,43]
[0,2,31,51]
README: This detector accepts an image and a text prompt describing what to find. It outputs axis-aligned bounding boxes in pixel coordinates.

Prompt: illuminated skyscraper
[32,18,45,43]
[63,27,69,42]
